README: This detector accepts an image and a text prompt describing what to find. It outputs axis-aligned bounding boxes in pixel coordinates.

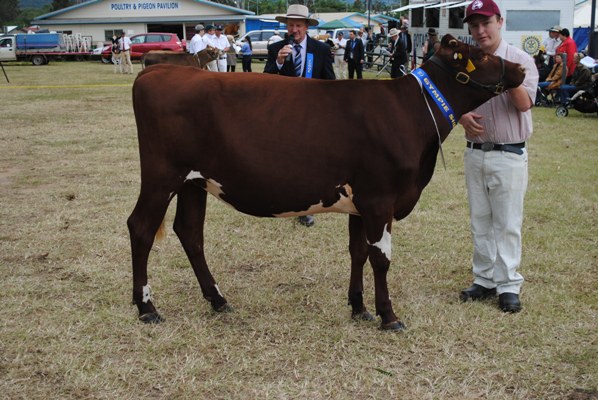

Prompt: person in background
[559,53,593,102]
[118,31,133,74]
[212,26,230,72]
[240,36,252,72]
[458,0,538,313]
[263,4,335,226]
[332,31,347,79]
[187,24,207,55]
[226,35,237,72]
[422,28,440,62]
[204,25,218,71]
[543,25,561,70]
[387,28,407,78]
[398,24,412,72]
[344,30,365,79]
[538,53,563,96]
[267,30,283,47]
[557,28,577,82]
[534,48,549,82]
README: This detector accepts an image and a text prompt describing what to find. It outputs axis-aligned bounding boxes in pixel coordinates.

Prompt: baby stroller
[555,79,598,117]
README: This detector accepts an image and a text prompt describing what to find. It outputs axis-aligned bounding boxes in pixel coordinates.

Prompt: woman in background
[240,36,252,72]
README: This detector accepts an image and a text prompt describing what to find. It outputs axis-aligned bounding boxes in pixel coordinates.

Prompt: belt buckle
[481,143,494,152]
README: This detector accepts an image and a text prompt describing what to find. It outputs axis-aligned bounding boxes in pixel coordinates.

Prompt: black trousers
[242,55,252,72]
[347,59,363,79]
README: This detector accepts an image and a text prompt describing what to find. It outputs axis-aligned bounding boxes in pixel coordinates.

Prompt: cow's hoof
[139,312,164,324]
[352,310,375,321]
[379,320,406,331]
[215,303,233,313]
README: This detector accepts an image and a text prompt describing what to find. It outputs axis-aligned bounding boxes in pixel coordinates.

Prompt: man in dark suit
[388,28,408,78]
[264,4,335,80]
[344,30,365,79]
[264,4,335,227]
[398,24,412,71]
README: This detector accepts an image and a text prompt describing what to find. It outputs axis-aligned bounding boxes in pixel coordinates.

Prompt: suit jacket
[263,36,335,79]
[399,31,412,54]
[390,37,408,66]
[344,38,364,64]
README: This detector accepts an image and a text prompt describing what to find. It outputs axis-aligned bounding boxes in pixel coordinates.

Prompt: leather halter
[428,53,506,95]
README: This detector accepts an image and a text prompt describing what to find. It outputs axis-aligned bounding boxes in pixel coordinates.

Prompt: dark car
[101,32,184,63]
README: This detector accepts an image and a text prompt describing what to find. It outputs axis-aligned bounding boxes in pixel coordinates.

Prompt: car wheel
[101,56,112,64]
[555,106,568,118]
[31,55,46,66]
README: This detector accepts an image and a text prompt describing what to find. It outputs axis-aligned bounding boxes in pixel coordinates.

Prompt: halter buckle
[455,72,470,84]
[494,83,505,94]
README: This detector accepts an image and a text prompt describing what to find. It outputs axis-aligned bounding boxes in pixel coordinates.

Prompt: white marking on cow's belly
[185,170,225,198]
[142,285,153,303]
[273,184,359,217]
[367,224,392,260]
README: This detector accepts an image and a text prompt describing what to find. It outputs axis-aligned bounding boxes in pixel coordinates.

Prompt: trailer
[0,33,93,65]
[399,0,575,63]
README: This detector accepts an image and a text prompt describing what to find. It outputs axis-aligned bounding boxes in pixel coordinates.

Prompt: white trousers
[217,58,227,72]
[207,60,218,72]
[464,147,528,294]
[334,55,347,79]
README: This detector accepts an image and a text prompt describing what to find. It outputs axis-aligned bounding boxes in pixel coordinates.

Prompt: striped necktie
[293,44,302,77]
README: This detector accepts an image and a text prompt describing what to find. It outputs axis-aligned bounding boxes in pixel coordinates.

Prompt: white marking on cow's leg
[368,224,392,261]
[214,284,223,298]
[142,285,153,303]
[185,170,204,181]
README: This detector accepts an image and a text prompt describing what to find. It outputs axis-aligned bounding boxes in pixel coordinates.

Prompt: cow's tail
[155,218,166,241]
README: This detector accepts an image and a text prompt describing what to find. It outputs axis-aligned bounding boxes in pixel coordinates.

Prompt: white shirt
[188,33,207,54]
[466,39,538,144]
[543,36,561,56]
[276,36,307,72]
[333,37,347,56]
[118,36,131,51]
[268,34,283,46]
[211,34,230,52]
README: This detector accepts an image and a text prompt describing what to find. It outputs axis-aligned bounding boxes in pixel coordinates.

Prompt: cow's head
[429,34,525,98]
[205,45,222,61]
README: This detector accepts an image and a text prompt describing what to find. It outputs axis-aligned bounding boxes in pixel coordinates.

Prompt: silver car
[236,30,288,59]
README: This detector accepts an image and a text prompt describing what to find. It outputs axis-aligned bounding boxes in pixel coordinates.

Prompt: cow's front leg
[366,221,406,331]
[348,215,375,322]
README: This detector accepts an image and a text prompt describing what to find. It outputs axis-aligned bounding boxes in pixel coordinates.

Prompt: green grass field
[0,61,597,399]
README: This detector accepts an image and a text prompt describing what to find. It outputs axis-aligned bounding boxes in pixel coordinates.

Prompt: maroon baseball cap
[463,0,501,23]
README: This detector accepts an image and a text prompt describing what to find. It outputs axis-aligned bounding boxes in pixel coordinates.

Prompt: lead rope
[411,74,447,170]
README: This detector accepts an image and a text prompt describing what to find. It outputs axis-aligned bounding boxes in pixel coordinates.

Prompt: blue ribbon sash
[411,68,457,129]
[305,53,314,79]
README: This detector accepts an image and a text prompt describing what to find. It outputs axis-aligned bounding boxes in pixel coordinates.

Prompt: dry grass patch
[0,61,597,399]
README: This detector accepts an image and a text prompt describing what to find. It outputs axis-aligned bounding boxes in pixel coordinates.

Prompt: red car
[101,32,185,63]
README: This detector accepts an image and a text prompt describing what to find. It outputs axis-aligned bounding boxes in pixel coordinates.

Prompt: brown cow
[142,47,221,69]
[128,35,526,330]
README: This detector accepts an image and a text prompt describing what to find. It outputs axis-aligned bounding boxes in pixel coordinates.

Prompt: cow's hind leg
[348,215,375,322]
[173,182,230,313]
[128,188,171,323]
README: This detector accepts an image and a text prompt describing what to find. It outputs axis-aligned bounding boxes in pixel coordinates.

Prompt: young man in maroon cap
[458,0,539,313]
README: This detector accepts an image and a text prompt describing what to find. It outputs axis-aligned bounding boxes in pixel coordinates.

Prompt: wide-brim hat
[464,0,501,23]
[548,25,562,33]
[275,4,319,27]
[388,28,400,37]
[427,28,437,35]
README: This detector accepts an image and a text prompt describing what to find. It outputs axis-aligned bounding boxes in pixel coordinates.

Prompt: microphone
[285,36,296,63]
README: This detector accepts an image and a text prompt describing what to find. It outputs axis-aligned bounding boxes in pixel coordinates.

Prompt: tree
[51,0,72,11]
[0,0,20,29]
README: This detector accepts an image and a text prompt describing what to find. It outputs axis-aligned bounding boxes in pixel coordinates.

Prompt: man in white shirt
[332,31,347,79]
[543,25,562,70]
[118,31,133,74]
[211,26,230,72]
[204,25,218,71]
[267,30,283,47]
[188,24,207,55]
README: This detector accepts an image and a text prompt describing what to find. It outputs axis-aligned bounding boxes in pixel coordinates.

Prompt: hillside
[20,0,52,8]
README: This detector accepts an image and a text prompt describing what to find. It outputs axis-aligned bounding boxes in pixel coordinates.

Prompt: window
[506,10,560,31]
[425,7,439,28]
[131,36,145,44]
[248,32,261,41]
[104,29,123,41]
[146,34,163,43]
[411,9,424,28]
[0,38,11,47]
[449,6,465,29]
